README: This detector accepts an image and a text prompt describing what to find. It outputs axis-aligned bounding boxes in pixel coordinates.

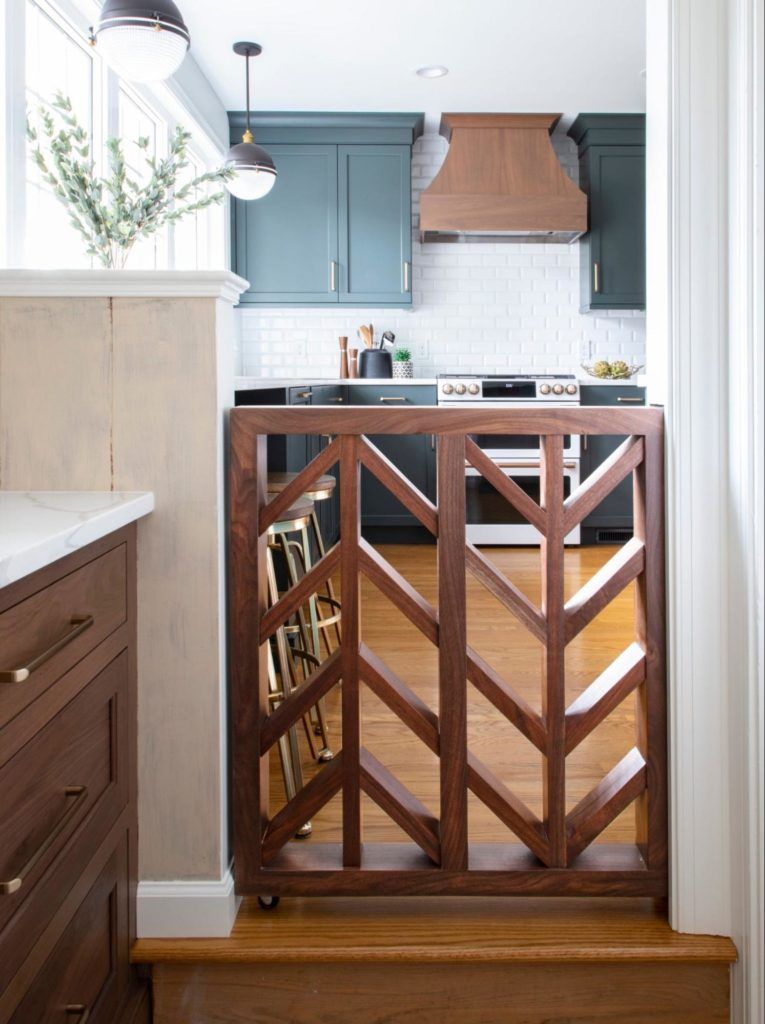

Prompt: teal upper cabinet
[338,145,411,303]
[229,113,423,307]
[567,115,646,312]
[234,145,338,304]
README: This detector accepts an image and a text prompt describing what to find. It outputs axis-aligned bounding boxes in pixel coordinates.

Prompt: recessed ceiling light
[416,65,448,79]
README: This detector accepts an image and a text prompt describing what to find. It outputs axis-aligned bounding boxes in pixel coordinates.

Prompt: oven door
[448,402,581,459]
[465,461,581,546]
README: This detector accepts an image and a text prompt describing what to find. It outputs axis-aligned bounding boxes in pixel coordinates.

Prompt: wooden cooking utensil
[349,347,359,378]
[338,336,349,379]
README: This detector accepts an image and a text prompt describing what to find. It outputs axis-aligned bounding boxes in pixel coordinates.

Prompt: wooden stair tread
[133,896,737,965]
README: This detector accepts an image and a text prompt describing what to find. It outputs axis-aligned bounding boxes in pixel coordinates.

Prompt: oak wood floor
[278,543,640,845]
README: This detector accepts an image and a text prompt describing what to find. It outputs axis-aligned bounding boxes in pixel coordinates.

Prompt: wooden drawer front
[10,834,130,1024]
[0,654,128,988]
[0,545,126,729]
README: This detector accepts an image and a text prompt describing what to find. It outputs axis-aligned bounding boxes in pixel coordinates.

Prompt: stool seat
[268,497,315,533]
[268,472,336,501]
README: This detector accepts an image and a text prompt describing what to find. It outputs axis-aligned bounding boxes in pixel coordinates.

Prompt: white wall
[237,134,646,378]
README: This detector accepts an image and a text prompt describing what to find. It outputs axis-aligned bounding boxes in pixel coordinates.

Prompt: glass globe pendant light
[225,43,277,201]
[89,1,190,83]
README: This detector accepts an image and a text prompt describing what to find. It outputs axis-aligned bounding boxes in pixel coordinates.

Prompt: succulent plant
[394,347,412,362]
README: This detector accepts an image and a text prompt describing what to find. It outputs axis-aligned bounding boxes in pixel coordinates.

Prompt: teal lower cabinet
[228,113,423,307]
[568,115,646,312]
[346,384,437,531]
[580,384,646,542]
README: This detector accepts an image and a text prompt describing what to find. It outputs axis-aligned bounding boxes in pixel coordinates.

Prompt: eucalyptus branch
[27,93,234,268]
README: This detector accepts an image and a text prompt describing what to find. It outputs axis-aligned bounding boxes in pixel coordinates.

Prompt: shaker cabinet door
[338,145,412,306]
[234,144,339,304]
[585,145,646,309]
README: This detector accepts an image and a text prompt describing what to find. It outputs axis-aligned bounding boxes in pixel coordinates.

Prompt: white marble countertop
[0,491,154,588]
[235,376,438,390]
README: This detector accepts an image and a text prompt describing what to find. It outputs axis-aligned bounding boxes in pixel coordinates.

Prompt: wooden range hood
[420,113,587,243]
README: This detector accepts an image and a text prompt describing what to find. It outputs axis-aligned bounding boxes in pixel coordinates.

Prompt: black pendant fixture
[89,1,190,83]
[225,42,277,201]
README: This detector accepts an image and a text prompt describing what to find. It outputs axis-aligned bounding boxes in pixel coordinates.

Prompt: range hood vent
[420,114,587,244]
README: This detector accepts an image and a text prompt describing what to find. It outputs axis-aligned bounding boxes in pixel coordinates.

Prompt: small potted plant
[392,347,414,379]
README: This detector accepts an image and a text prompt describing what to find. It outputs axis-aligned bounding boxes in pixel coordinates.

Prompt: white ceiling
[179,0,646,131]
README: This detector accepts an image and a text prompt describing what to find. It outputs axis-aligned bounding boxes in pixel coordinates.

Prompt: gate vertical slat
[541,435,567,866]
[437,434,469,870]
[230,426,270,879]
[633,429,668,870]
[340,435,362,866]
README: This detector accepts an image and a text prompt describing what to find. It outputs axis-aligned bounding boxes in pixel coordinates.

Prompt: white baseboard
[137,869,241,938]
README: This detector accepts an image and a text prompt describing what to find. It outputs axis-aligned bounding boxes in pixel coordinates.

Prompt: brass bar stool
[265,496,326,838]
[266,496,334,764]
[267,472,342,657]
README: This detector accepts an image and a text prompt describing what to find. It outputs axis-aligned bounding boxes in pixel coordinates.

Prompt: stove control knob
[455,384,467,395]
[441,383,454,395]
[552,384,565,395]
[468,383,480,395]
[539,383,551,395]
[566,384,578,395]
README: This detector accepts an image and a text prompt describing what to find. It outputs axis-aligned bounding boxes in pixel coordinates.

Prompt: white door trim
[647,0,764,1020]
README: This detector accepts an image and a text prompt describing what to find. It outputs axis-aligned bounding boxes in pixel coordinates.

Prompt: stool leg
[310,508,342,650]
[299,523,333,759]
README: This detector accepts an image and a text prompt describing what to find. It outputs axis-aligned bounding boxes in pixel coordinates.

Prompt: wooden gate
[229,406,666,897]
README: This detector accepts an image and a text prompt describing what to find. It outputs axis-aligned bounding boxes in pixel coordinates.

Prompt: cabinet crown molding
[0,270,250,303]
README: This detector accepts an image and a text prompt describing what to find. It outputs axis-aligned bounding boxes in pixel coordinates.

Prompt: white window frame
[1,0,227,270]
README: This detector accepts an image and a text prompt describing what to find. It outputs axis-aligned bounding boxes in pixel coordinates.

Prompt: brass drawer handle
[1,786,88,895]
[593,260,601,293]
[379,396,407,403]
[0,614,94,684]
[65,1006,91,1023]
[326,396,344,403]
[616,396,643,403]
[295,391,313,400]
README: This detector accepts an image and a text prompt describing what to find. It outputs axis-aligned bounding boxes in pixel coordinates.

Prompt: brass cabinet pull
[65,1006,91,1023]
[295,391,313,400]
[0,615,94,684]
[403,261,411,292]
[326,396,344,403]
[330,260,338,292]
[583,435,589,452]
[1,786,88,895]
[617,396,643,403]
[593,261,601,293]
[379,396,407,403]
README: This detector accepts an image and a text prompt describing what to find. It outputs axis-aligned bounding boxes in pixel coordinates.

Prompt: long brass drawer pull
[1,786,88,895]
[0,615,94,684]
[616,396,643,403]
[65,1006,91,1022]
[379,396,407,403]
[295,391,313,400]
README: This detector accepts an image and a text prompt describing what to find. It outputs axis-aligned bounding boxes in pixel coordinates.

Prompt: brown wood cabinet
[0,526,148,1024]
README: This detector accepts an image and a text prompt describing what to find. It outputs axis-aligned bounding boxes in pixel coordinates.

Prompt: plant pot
[392,361,414,379]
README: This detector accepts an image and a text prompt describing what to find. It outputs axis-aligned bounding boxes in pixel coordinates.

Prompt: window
[13,0,226,271]
[24,0,101,267]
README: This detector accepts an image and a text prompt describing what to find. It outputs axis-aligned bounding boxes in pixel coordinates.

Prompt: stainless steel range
[438,374,581,546]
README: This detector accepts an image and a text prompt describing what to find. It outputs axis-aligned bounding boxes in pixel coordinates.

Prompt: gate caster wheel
[257,896,280,911]
[318,748,334,762]
[295,820,312,838]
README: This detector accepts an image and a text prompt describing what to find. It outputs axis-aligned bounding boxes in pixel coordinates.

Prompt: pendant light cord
[245,49,251,135]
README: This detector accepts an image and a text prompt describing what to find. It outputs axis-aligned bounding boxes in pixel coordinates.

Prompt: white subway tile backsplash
[236,132,645,378]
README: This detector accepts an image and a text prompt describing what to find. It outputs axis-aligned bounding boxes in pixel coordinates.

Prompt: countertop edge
[0,491,155,588]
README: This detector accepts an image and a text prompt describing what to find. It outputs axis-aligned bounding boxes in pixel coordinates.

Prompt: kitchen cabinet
[0,526,148,1024]
[346,384,437,528]
[568,115,646,312]
[580,383,646,540]
[229,113,422,308]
